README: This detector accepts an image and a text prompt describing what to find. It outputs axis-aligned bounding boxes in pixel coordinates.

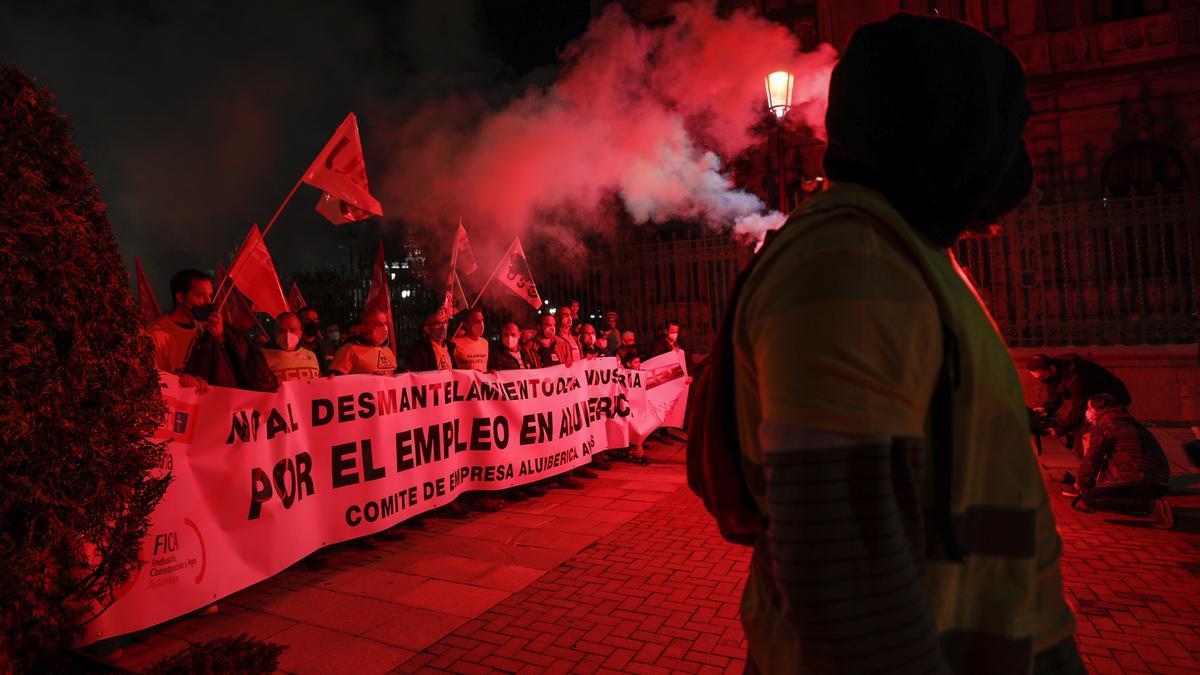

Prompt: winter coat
[522,335,572,369]
[183,329,278,392]
[403,338,457,373]
[488,349,526,371]
[1080,407,1169,490]
[1039,355,1131,435]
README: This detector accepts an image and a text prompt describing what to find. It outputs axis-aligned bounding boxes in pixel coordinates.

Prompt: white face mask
[667,331,679,342]
[276,331,300,351]
[370,326,388,347]
[329,331,340,343]
[503,335,519,350]
[1085,408,1097,425]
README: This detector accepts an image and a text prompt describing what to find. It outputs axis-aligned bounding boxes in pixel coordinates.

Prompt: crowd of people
[149,268,689,519]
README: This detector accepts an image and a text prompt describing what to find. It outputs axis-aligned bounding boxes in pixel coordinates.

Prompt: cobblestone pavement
[101,429,1200,674]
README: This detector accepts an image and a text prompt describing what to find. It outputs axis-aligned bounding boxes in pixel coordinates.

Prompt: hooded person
[1075,394,1172,527]
[692,13,1080,674]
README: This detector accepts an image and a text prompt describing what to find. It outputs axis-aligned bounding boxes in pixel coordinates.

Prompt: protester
[297,306,328,373]
[580,324,603,358]
[406,311,501,513]
[488,322,527,371]
[1030,353,1132,458]
[567,299,583,336]
[487,322,552,496]
[523,313,573,369]
[403,312,455,372]
[621,350,650,466]
[558,308,583,363]
[1072,394,1172,528]
[149,269,214,391]
[328,309,398,376]
[709,14,1080,673]
[452,308,489,372]
[648,320,683,359]
[615,330,639,363]
[262,312,322,382]
[151,269,276,392]
[600,310,621,356]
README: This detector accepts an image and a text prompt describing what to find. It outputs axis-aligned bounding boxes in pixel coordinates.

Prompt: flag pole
[470,255,505,308]
[261,175,306,239]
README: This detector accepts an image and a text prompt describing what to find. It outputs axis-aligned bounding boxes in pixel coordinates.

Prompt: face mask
[503,336,519,350]
[1085,408,1097,425]
[667,332,679,342]
[329,331,340,343]
[277,332,300,351]
[190,303,217,322]
[583,335,595,345]
[302,322,320,337]
[370,326,389,346]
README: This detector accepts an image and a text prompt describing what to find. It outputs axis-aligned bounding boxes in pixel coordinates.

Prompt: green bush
[0,65,171,670]
[144,635,284,675]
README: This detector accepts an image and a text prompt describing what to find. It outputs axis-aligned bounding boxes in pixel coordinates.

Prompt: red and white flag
[452,219,478,276]
[287,282,307,313]
[215,263,259,333]
[364,242,398,357]
[439,270,469,320]
[226,224,290,318]
[134,257,162,324]
[494,238,542,310]
[304,113,383,225]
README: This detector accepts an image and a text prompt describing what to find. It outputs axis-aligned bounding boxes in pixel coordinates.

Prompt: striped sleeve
[760,425,949,674]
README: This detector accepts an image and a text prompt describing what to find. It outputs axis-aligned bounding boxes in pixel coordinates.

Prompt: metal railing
[955,188,1199,346]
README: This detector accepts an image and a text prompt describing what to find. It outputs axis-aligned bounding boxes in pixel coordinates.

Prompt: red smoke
[378,2,836,253]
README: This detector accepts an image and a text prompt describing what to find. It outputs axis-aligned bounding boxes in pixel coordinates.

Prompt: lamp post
[765,70,794,213]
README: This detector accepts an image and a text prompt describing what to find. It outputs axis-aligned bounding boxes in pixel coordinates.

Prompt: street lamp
[765,70,794,213]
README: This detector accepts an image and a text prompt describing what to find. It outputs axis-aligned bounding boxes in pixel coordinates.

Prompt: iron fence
[955,188,1199,346]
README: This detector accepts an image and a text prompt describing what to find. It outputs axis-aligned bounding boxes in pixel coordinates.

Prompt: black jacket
[1080,407,1169,490]
[403,337,456,372]
[488,349,526,371]
[183,329,278,392]
[1039,355,1131,435]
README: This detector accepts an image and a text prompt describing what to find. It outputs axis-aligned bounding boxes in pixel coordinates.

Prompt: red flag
[215,263,258,332]
[134,258,162,324]
[287,282,307,313]
[226,224,289,318]
[364,242,398,357]
[494,238,543,309]
[304,113,383,225]
[439,270,469,320]
[453,219,478,276]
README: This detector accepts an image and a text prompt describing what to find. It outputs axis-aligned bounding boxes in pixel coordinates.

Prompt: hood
[823,12,1033,247]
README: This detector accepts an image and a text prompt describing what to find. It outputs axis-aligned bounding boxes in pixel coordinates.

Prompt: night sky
[0,0,592,293]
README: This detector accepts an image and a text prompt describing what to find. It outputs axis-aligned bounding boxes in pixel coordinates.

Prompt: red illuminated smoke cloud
[379,2,836,244]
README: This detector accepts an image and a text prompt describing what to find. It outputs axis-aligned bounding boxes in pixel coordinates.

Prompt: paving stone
[272,623,413,675]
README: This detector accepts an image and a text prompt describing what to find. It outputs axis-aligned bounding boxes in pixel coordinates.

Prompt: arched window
[1101,140,1187,195]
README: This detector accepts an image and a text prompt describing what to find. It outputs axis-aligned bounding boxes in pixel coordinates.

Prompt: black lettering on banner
[337,395,355,423]
[396,430,414,471]
[312,399,333,427]
[227,409,261,444]
[247,451,315,520]
[358,392,376,418]
[332,441,358,488]
[362,439,386,482]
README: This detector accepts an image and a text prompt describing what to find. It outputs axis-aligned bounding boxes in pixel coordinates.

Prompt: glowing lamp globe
[765,70,794,119]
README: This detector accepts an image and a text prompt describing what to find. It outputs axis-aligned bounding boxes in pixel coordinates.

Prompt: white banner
[80,355,687,645]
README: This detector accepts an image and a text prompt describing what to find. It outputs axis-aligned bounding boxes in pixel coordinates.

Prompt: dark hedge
[0,65,170,669]
[144,634,284,675]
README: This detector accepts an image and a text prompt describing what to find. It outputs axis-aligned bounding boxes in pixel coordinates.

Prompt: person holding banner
[328,309,397,376]
[488,322,528,371]
[524,313,573,369]
[404,312,456,372]
[580,324,603,359]
[452,308,489,372]
[557,308,583,363]
[149,269,215,384]
[263,312,322,382]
